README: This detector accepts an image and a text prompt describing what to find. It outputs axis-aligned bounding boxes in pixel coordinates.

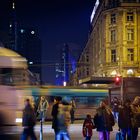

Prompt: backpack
[131,106,140,127]
[57,104,71,130]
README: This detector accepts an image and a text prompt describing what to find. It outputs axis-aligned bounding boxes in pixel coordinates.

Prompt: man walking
[37,96,49,121]
[21,99,37,140]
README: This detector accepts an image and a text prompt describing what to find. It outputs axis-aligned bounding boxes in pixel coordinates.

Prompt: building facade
[71,0,140,86]
[8,0,18,51]
[17,28,42,84]
[55,43,80,86]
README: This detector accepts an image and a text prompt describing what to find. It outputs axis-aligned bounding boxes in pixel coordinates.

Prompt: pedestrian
[94,100,115,140]
[56,96,71,140]
[21,98,37,140]
[82,114,95,140]
[70,98,76,123]
[111,96,120,122]
[118,99,132,140]
[131,96,140,140]
[51,96,62,138]
[37,96,49,121]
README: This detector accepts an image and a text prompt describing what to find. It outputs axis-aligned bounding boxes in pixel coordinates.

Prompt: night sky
[0,0,95,84]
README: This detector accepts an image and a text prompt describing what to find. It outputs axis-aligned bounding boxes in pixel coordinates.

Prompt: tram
[30,86,109,119]
[0,47,30,133]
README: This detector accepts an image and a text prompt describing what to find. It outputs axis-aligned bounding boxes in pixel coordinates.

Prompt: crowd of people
[20,96,140,140]
[82,96,140,140]
[20,96,76,140]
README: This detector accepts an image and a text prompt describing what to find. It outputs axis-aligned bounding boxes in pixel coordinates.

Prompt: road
[5,122,140,140]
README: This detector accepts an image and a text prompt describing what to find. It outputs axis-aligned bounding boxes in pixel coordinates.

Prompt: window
[111,13,116,24]
[86,67,89,75]
[127,29,134,41]
[111,49,116,62]
[0,68,27,85]
[86,52,89,62]
[127,48,134,61]
[127,12,134,22]
[110,30,116,42]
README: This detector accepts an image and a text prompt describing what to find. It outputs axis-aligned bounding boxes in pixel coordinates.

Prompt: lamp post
[120,76,123,102]
[117,56,124,102]
[40,119,43,140]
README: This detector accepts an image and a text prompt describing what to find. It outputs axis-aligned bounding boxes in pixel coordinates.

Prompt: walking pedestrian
[118,99,132,140]
[70,98,76,123]
[82,114,95,140]
[55,96,71,140]
[37,96,49,121]
[51,96,62,138]
[131,96,140,140]
[111,97,120,122]
[21,99,37,140]
[94,100,115,140]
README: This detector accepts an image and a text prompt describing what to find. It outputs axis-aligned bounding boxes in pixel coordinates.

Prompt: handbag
[116,131,122,140]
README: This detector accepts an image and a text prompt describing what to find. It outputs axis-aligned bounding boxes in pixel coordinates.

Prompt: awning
[79,76,115,84]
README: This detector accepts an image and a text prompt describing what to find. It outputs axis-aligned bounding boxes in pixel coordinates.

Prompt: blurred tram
[33,87,109,119]
[0,47,30,134]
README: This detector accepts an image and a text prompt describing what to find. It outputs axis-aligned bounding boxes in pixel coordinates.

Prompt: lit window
[127,29,134,41]
[20,29,24,33]
[111,13,116,24]
[29,61,33,64]
[127,48,134,61]
[31,31,35,34]
[127,12,134,22]
[86,54,89,62]
[110,30,116,42]
[111,49,116,62]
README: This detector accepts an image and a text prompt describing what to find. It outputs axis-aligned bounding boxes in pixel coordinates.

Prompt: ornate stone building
[70,0,140,86]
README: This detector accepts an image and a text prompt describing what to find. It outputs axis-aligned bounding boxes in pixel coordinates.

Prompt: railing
[122,61,139,68]
[104,61,139,68]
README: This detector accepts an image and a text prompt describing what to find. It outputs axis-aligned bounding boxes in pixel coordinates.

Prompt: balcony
[122,0,139,3]
[105,62,118,67]
[122,61,139,68]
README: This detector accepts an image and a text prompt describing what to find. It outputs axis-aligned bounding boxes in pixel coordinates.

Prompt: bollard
[40,119,43,140]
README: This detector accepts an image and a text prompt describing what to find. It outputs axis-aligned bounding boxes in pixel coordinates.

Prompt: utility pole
[40,119,43,140]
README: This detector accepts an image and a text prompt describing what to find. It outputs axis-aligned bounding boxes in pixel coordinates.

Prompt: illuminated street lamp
[63,81,67,86]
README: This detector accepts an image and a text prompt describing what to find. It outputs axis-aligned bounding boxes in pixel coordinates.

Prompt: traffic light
[115,76,121,85]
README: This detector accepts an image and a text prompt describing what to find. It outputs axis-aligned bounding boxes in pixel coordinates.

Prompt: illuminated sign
[90,0,100,23]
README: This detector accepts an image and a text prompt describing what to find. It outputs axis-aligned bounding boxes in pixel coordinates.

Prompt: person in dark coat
[118,99,132,140]
[55,96,71,140]
[131,96,140,140]
[94,100,115,140]
[82,114,95,140]
[21,99,37,140]
[51,96,62,138]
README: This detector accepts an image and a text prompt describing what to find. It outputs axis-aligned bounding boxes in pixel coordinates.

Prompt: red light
[115,76,121,85]
[116,77,120,82]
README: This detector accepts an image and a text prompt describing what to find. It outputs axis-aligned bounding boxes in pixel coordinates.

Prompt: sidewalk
[11,122,140,140]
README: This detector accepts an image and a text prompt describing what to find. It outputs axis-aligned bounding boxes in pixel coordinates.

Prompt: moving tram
[39,87,109,119]
[0,47,29,133]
